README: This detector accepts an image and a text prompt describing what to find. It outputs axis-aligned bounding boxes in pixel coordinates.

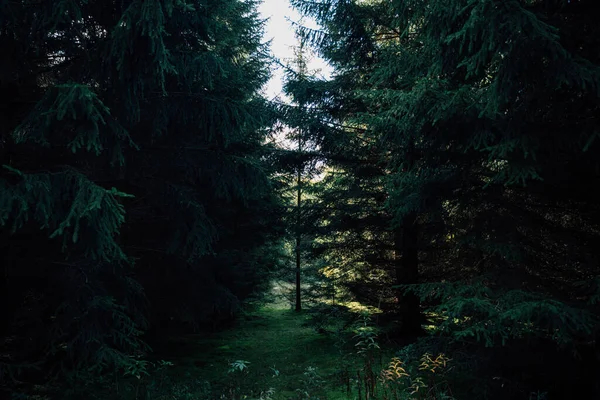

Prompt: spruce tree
[291,39,310,312]
[288,0,600,396]
[1,0,278,395]
[274,37,328,311]
[284,0,428,334]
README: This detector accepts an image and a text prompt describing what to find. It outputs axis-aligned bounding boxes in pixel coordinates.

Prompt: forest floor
[128,303,382,400]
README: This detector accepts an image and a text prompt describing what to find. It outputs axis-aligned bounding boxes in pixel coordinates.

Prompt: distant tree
[273,36,329,312]
[290,38,310,312]
[283,0,427,334]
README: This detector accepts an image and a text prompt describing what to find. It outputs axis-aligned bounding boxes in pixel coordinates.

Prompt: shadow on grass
[138,306,364,399]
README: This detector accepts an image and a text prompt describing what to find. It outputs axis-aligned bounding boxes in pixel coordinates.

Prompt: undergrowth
[36,305,455,400]
[16,302,587,400]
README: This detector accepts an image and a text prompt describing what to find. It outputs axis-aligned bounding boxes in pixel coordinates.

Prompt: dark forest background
[1,0,600,399]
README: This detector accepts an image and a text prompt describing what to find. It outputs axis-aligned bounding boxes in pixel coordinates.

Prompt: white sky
[258,0,332,101]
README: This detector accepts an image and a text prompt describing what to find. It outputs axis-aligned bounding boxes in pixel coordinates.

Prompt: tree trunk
[293,39,309,313]
[394,212,422,336]
[295,150,302,312]
[295,239,301,312]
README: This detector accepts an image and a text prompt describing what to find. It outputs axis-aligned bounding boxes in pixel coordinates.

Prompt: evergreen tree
[0,0,279,395]
[284,0,428,334]
[291,39,310,312]
[274,37,328,311]
[288,0,600,396]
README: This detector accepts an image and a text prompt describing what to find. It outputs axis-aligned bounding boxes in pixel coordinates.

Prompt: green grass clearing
[120,305,393,400]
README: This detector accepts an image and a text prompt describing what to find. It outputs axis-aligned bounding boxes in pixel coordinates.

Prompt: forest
[1,0,600,399]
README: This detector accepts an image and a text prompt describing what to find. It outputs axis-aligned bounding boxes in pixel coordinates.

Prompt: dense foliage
[3,0,600,398]
[286,0,600,398]
[0,0,282,396]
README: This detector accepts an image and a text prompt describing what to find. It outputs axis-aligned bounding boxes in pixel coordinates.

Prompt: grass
[134,303,370,400]
[75,301,462,400]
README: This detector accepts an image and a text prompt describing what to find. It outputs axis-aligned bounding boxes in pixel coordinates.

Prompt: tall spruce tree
[284,0,428,334]
[274,38,328,311]
[288,0,600,396]
[291,39,310,312]
[0,0,279,395]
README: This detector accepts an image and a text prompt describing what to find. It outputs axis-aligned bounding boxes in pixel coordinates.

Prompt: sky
[257,0,332,101]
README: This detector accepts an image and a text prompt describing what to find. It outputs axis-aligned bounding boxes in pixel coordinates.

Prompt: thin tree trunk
[293,39,308,313]
[295,140,302,312]
[295,237,301,311]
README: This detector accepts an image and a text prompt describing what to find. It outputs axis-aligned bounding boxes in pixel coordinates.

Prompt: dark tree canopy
[286,0,600,397]
[2,0,600,399]
[0,0,282,394]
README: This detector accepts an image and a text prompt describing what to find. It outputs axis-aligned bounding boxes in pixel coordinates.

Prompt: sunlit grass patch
[343,301,383,314]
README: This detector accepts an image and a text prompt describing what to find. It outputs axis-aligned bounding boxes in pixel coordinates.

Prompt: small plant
[353,312,381,355]
[381,357,409,382]
[119,358,175,400]
[529,391,548,400]
[408,376,427,397]
[155,360,175,369]
[303,366,325,387]
[377,353,455,400]
[378,357,411,400]
[228,360,251,374]
[419,353,451,374]
[415,353,454,399]
[353,312,380,399]
[123,358,151,380]
[259,387,276,400]
[145,360,175,395]
[226,359,251,399]
[296,366,325,399]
